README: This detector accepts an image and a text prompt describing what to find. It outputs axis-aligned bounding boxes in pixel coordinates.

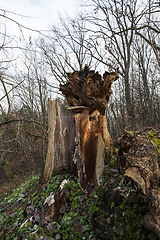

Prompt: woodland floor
[0,154,43,201]
[0,172,35,201]
[0,127,160,239]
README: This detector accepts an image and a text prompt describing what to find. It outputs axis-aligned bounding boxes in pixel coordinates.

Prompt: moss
[146,130,160,164]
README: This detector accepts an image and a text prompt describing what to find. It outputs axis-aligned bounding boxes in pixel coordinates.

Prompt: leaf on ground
[34,233,40,240]
[33,212,40,223]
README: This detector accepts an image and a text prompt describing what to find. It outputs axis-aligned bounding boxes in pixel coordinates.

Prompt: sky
[0,0,82,106]
[0,0,80,37]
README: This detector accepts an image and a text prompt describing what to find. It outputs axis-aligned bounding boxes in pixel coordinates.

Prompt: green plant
[146,131,160,163]
[110,155,117,166]
[114,194,157,239]
[0,168,158,239]
[125,130,135,136]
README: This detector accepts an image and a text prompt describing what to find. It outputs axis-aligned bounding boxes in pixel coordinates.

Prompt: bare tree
[38,15,100,91]
[0,9,49,182]
[76,0,160,131]
[131,34,160,127]
[134,0,160,67]
[80,0,142,122]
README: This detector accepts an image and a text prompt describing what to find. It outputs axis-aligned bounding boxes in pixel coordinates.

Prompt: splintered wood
[38,99,76,195]
[60,65,118,189]
[39,65,118,193]
[60,65,119,115]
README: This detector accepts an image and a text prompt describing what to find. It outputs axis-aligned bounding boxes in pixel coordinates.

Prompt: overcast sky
[0,0,80,37]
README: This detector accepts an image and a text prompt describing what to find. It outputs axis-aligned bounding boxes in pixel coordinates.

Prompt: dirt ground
[0,170,41,201]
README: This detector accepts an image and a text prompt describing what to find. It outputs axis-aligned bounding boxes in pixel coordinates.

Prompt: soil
[0,158,43,201]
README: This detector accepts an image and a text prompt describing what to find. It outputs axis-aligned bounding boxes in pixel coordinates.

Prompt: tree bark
[117,131,160,237]
[38,99,76,194]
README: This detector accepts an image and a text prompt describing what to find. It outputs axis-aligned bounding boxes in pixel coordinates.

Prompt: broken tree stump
[60,65,118,189]
[38,65,118,192]
[117,131,160,238]
[68,106,112,189]
[38,99,76,194]
[60,65,119,115]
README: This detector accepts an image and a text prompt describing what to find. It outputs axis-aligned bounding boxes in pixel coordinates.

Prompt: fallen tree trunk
[117,131,160,238]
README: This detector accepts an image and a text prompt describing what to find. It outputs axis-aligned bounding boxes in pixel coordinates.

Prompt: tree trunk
[68,107,112,189]
[117,131,160,238]
[38,99,76,194]
[38,65,118,192]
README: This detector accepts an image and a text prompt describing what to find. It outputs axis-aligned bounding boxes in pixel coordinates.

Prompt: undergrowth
[0,154,159,239]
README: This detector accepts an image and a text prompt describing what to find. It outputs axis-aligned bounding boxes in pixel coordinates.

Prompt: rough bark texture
[117,131,160,237]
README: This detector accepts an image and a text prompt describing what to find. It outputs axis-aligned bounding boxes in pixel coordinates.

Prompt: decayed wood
[60,65,119,115]
[59,65,118,188]
[68,107,112,189]
[118,131,160,237]
[39,66,117,192]
[38,99,76,194]
[59,66,118,189]
[38,99,56,190]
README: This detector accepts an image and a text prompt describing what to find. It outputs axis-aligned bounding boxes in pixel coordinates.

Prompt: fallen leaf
[34,233,40,240]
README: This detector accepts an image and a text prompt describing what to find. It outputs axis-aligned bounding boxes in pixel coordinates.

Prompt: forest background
[0,0,160,196]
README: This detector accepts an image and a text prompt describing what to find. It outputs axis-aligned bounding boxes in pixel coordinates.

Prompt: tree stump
[38,65,119,192]
[38,99,76,194]
[60,65,118,189]
[60,65,119,115]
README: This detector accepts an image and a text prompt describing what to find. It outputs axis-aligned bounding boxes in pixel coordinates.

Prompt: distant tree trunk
[38,65,119,193]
